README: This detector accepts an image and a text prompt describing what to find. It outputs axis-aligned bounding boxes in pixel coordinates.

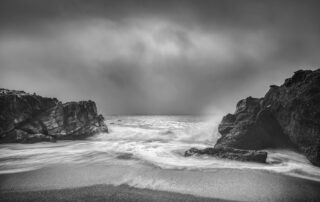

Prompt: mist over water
[1,115,320,187]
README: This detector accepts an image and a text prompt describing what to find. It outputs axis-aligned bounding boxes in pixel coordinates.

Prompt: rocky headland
[186,69,320,165]
[0,89,108,143]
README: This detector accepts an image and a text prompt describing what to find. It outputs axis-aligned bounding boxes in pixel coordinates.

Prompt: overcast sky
[1,0,320,115]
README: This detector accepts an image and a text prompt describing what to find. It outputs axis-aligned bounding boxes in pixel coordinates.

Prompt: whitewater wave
[0,115,320,183]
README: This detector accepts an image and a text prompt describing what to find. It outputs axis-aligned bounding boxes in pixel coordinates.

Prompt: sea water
[1,115,320,183]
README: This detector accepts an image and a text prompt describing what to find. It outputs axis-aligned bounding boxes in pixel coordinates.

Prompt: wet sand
[1,164,320,202]
[0,184,230,202]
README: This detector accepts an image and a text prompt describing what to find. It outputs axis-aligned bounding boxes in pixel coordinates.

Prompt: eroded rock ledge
[0,89,108,143]
[185,147,267,163]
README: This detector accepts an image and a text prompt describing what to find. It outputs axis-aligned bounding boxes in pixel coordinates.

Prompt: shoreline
[0,184,230,202]
[1,164,320,201]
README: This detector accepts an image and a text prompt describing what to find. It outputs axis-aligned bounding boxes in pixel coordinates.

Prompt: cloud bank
[1,0,320,115]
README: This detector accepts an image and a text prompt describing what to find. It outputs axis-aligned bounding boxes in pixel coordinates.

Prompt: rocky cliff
[215,69,320,166]
[0,89,108,143]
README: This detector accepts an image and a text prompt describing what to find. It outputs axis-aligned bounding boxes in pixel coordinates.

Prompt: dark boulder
[216,97,292,150]
[185,147,267,163]
[215,69,320,166]
[0,89,108,143]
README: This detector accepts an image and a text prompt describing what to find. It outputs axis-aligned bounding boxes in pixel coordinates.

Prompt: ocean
[1,115,320,196]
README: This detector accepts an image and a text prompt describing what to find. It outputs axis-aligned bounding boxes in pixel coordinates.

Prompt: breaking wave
[1,115,320,183]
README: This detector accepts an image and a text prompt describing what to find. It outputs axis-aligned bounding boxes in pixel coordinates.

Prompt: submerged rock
[0,89,108,143]
[185,147,267,163]
[215,69,320,166]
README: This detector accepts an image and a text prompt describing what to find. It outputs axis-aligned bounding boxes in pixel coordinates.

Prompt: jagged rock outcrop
[215,69,320,166]
[216,97,292,150]
[0,89,108,143]
[185,147,267,163]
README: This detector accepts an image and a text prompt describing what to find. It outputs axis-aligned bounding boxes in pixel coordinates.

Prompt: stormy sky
[1,0,320,115]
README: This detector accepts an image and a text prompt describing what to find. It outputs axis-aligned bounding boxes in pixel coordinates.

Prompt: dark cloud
[0,0,320,115]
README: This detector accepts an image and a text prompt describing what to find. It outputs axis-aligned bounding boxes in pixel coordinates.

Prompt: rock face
[185,147,267,163]
[215,69,320,166]
[0,89,108,143]
[216,97,292,150]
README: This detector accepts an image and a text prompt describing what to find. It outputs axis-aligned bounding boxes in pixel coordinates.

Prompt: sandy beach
[0,184,230,202]
[1,164,320,202]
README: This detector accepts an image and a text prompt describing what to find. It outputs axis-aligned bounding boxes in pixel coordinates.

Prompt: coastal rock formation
[185,147,267,163]
[216,97,292,150]
[0,89,108,143]
[215,69,320,166]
